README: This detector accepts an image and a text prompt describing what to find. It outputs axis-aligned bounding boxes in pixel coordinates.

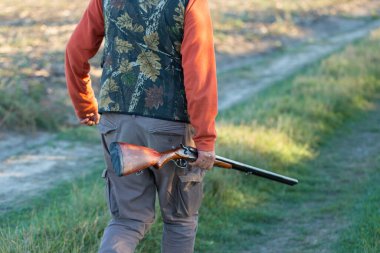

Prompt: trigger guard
[174,159,188,169]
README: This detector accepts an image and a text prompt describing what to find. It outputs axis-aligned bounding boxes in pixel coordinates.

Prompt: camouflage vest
[99,0,190,122]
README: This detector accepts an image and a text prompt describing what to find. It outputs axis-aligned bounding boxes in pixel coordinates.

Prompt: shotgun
[109,142,298,186]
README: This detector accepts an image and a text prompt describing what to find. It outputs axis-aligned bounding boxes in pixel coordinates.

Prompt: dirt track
[247,98,380,253]
[218,18,380,110]
[1,17,380,212]
[0,133,102,212]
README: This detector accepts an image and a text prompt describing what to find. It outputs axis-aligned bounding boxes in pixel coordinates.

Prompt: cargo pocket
[97,115,118,155]
[104,172,120,217]
[174,166,205,217]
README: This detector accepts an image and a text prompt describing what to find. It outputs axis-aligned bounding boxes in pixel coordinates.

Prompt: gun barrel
[215,155,298,186]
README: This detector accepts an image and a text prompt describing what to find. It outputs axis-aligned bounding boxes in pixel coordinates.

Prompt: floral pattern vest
[99,0,190,122]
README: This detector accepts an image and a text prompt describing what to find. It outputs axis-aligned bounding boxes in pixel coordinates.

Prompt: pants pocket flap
[148,122,186,135]
[98,116,118,134]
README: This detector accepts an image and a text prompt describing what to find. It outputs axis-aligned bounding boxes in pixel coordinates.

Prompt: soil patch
[218,19,380,110]
[0,133,102,212]
[246,100,380,253]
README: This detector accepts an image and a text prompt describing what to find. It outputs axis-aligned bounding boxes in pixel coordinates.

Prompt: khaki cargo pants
[97,113,205,253]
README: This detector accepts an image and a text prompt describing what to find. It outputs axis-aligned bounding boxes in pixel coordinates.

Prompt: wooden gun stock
[110,142,298,186]
[110,142,183,176]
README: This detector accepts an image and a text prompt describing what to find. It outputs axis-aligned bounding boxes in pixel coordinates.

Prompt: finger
[95,114,100,124]
[203,160,211,169]
[200,159,212,170]
[80,118,97,126]
[188,160,200,167]
[189,159,207,170]
[80,118,89,124]
[205,158,215,170]
[86,113,100,125]
[190,155,212,164]
[189,158,204,168]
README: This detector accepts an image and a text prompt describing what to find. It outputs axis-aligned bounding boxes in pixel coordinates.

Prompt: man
[65,0,218,252]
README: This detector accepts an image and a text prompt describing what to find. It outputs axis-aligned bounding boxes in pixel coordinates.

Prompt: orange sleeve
[65,0,104,119]
[182,0,218,151]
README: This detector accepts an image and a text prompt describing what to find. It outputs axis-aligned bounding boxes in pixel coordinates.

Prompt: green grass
[0,81,68,131]
[334,161,380,253]
[56,126,100,143]
[1,27,380,253]
[0,126,102,252]
[0,170,107,253]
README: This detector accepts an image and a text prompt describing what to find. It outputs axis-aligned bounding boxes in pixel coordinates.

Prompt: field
[1,0,380,130]
[1,1,380,252]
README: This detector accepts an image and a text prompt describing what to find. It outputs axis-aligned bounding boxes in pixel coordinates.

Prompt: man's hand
[189,150,215,170]
[80,112,100,126]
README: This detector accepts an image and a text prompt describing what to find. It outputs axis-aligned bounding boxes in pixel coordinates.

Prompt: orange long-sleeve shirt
[65,0,218,151]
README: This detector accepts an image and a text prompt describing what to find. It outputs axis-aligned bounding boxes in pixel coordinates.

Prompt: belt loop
[101,169,107,178]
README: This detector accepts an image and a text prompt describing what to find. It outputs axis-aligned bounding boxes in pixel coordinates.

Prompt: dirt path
[1,18,380,212]
[243,99,380,253]
[218,19,380,110]
[0,133,102,212]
